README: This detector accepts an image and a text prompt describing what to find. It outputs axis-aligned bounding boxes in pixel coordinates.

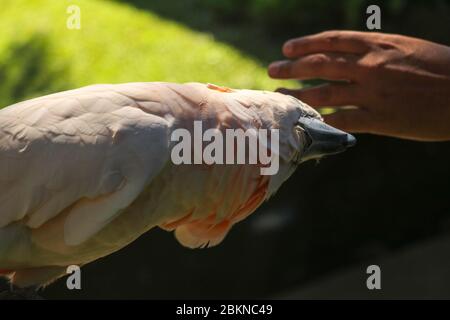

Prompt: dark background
[2,0,450,299]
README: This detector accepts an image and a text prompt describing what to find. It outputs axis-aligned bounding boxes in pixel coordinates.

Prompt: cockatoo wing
[0,86,170,246]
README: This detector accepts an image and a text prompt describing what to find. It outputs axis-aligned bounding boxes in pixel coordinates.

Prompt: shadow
[110,0,287,64]
[113,0,450,66]
[0,35,71,109]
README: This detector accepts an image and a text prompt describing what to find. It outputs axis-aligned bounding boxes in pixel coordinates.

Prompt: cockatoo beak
[298,117,356,162]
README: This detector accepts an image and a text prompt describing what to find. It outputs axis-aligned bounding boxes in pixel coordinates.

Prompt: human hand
[268,31,450,141]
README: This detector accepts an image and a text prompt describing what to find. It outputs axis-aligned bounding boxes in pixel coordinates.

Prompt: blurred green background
[0,0,450,299]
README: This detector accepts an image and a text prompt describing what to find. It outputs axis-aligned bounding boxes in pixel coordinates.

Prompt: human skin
[268,30,450,141]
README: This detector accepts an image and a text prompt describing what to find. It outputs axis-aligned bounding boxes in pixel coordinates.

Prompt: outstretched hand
[268,31,450,141]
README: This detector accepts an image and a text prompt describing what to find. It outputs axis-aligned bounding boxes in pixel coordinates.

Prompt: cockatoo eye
[297,116,356,162]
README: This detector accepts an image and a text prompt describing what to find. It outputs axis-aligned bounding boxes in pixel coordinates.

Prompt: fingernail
[283,42,294,55]
[268,63,280,76]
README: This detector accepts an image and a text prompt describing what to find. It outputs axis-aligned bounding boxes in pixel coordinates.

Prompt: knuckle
[375,41,398,51]
[321,30,342,43]
[335,55,350,66]
[307,54,330,68]
[367,60,386,70]
[361,54,387,71]
[359,60,386,78]
[364,63,385,77]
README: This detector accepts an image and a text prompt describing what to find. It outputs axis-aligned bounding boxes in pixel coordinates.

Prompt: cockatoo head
[222,86,355,194]
[272,92,356,164]
[228,87,356,164]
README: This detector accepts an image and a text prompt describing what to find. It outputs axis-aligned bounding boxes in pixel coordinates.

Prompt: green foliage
[0,0,291,108]
[0,35,68,107]
[197,0,449,38]
[200,0,362,31]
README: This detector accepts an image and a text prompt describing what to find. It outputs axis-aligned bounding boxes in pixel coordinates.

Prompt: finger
[322,109,373,133]
[268,53,360,81]
[277,83,361,107]
[283,30,370,58]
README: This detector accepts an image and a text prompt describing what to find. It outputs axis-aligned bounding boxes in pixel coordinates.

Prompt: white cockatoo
[0,82,355,289]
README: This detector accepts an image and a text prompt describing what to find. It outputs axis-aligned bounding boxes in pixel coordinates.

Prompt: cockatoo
[0,82,355,290]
